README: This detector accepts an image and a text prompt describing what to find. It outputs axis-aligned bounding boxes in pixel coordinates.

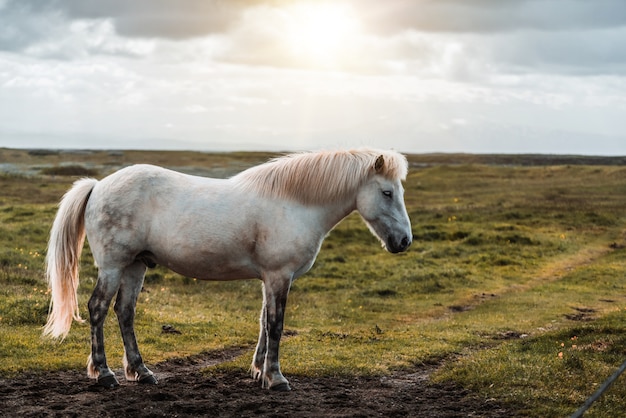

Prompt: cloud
[488,27,626,75]
[0,0,66,52]
[5,0,626,42]
[0,0,246,60]
[356,0,626,34]
[47,0,626,39]
[64,0,246,39]
[207,0,626,77]
[39,0,246,39]
[2,0,626,77]
[0,1,157,59]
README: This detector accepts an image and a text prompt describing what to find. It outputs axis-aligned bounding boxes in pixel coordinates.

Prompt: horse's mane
[232,148,408,205]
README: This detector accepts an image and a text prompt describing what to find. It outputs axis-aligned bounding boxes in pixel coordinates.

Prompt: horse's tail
[43,178,98,340]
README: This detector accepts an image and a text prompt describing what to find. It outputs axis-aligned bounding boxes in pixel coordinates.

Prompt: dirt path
[0,347,513,417]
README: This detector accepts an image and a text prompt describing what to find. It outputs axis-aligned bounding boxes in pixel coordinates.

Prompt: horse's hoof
[138,374,158,385]
[270,382,291,392]
[98,375,120,389]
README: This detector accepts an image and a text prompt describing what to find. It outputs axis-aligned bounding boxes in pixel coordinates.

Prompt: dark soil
[0,348,515,417]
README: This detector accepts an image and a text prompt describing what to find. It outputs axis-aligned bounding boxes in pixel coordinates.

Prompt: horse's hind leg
[87,268,122,388]
[115,262,156,384]
[251,297,267,381]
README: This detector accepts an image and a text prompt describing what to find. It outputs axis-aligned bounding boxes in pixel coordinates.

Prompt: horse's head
[356,154,412,254]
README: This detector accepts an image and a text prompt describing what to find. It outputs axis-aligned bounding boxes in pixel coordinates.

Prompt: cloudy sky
[1,0,625,155]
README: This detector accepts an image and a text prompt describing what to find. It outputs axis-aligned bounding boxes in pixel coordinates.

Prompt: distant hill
[405,153,626,167]
[0,149,624,179]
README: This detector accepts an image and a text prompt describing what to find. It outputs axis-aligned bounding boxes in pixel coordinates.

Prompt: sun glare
[284,2,361,68]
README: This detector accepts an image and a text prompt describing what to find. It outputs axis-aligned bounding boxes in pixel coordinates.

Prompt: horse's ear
[374,155,385,173]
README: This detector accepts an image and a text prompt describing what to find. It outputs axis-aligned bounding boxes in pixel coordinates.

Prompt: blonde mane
[232,148,408,205]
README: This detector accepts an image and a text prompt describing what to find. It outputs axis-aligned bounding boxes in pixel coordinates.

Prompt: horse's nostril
[388,235,411,253]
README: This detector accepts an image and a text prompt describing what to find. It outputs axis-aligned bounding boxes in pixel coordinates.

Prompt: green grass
[1,151,626,416]
[432,247,626,417]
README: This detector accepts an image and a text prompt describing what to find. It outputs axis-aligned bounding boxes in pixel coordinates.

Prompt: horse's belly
[161,256,258,281]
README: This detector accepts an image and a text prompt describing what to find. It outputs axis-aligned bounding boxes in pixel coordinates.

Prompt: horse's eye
[382,190,393,198]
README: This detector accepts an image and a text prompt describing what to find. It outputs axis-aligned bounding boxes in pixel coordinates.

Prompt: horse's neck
[229,175,358,233]
[317,194,358,233]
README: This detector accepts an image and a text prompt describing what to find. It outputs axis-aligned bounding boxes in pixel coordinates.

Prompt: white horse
[43,148,412,391]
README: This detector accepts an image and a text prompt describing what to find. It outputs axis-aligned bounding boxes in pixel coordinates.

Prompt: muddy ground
[0,348,514,417]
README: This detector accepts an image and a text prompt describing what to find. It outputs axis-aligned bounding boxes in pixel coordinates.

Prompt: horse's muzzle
[387,235,412,253]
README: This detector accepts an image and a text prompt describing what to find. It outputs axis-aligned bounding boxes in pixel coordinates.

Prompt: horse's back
[95,164,196,194]
[90,164,228,208]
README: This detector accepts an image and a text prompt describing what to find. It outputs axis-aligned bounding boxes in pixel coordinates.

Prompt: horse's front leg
[253,275,292,391]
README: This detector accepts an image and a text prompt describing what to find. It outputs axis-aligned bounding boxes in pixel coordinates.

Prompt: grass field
[1,148,625,416]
